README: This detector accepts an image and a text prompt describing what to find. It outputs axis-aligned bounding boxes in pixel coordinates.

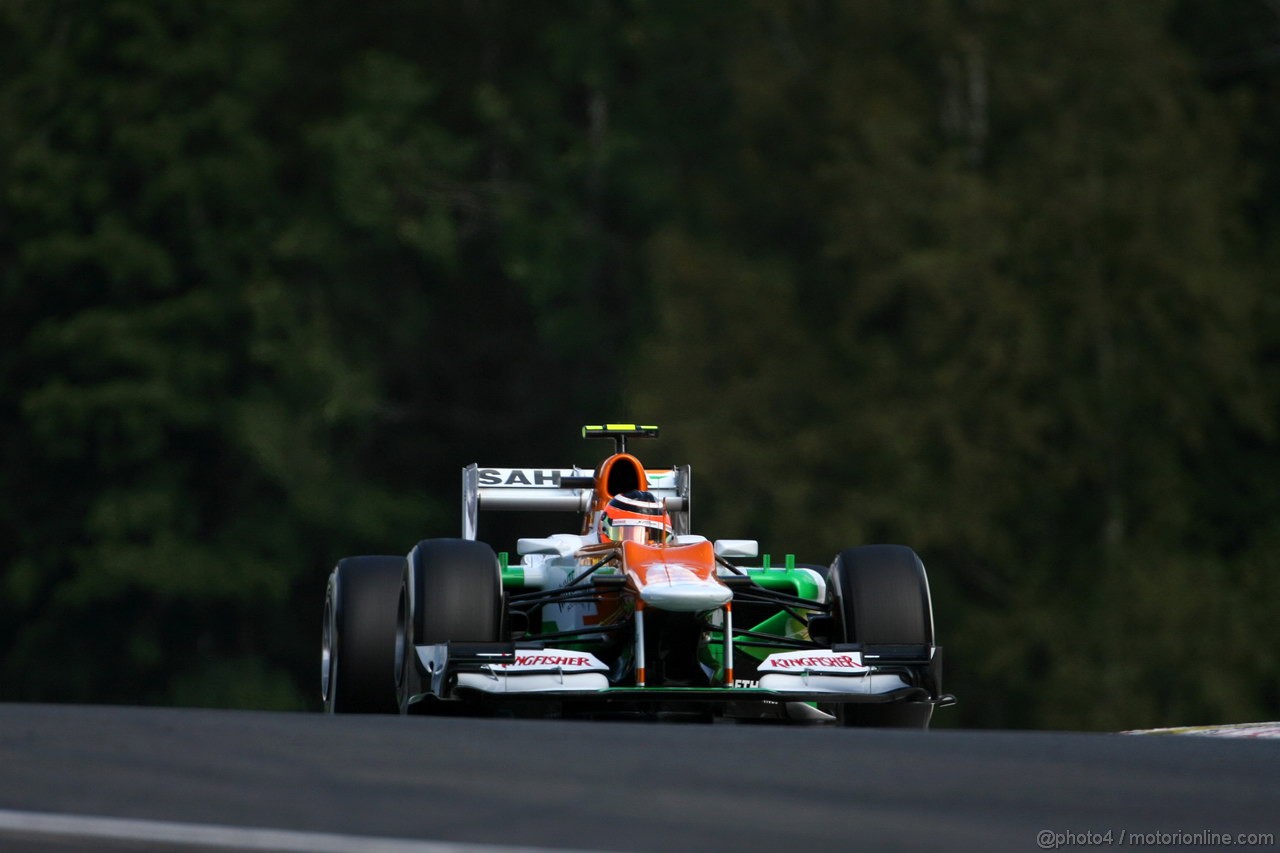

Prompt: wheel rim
[394,586,407,698]
[321,589,335,705]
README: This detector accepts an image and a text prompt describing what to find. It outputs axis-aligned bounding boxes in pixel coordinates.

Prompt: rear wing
[462,464,691,540]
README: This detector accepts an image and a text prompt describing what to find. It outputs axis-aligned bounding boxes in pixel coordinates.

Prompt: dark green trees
[2,1,1276,728]
[637,1,1278,729]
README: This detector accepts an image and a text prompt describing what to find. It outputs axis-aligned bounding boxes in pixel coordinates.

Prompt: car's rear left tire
[322,555,405,714]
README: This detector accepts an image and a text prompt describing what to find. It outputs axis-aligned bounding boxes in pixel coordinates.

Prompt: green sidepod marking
[701,619,812,682]
[748,610,810,648]
[503,560,821,680]
[699,565,822,680]
[743,564,822,602]
[501,557,528,589]
[701,610,811,672]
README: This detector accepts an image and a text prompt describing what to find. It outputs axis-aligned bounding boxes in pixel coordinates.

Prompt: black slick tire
[322,555,406,714]
[398,538,504,714]
[828,544,935,728]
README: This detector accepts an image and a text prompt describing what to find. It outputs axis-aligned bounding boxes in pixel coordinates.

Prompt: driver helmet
[599,490,673,545]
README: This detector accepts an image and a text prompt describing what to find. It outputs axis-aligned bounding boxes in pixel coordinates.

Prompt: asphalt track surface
[0,704,1276,852]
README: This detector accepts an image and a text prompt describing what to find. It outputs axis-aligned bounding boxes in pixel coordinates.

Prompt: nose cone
[639,581,732,612]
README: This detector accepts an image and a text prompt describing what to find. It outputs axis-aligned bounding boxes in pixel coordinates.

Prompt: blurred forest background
[2,0,1278,730]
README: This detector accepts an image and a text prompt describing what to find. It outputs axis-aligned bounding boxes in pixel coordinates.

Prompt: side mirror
[517,534,584,557]
[517,538,560,556]
[714,539,759,559]
[671,534,708,546]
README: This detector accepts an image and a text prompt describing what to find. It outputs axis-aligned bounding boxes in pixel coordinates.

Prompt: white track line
[0,808,579,852]
[1121,721,1280,738]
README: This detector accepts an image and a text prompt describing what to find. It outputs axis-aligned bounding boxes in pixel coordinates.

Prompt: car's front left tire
[827,544,936,729]
[398,538,505,714]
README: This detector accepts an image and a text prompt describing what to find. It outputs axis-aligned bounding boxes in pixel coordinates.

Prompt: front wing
[406,641,951,712]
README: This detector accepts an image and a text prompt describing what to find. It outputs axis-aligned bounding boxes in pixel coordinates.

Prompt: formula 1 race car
[321,425,954,727]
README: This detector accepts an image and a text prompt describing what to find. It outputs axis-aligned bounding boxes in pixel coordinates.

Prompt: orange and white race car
[321,425,953,726]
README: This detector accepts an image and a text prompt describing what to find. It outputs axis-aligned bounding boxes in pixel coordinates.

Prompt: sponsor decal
[733,679,759,689]
[768,655,864,669]
[487,651,607,672]
[499,655,591,668]
[478,467,678,488]
[477,469,571,487]
[759,651,866,672]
